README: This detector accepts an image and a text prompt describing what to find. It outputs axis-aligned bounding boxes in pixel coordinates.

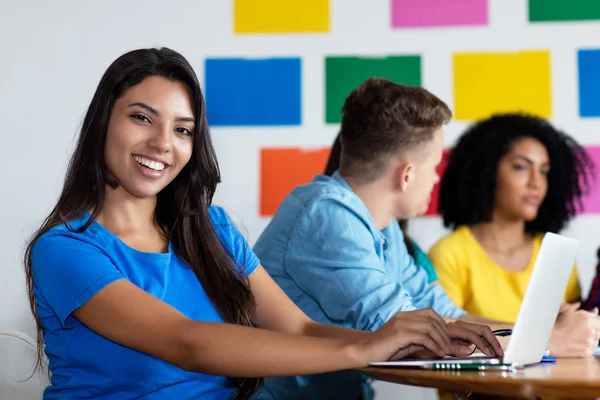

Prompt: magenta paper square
[391,0,488,28]
[580,146,600,214]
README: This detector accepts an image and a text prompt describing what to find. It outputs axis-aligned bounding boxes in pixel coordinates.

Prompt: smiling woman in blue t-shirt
[21,47,495,400]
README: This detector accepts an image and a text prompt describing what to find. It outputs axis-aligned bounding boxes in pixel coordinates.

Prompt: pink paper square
[580,146,600,214]
[391,0,488,28]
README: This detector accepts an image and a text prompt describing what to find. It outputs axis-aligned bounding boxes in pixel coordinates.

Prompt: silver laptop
[369,232,580,369]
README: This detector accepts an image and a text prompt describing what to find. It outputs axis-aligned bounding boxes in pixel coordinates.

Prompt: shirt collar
[328,171,392,243]
[330,170,353,191]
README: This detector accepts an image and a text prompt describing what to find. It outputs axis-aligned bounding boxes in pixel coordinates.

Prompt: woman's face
[104,75,195,199]
[494,137,550,222]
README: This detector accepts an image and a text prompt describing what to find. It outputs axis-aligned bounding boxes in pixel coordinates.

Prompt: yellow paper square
[453,51,551,121]
[234,0,329,34]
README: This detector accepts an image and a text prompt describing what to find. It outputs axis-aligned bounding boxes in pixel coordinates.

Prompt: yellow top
[428,226,581,323]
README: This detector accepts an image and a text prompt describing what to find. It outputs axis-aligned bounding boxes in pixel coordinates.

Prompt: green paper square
[529,0,600,22]
[325,56,421,124]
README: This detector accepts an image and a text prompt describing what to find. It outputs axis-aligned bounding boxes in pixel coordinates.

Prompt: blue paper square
[205,57,301,126]
[579,49,600,117]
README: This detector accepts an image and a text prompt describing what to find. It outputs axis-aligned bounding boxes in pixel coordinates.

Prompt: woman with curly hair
[429,113,594,327]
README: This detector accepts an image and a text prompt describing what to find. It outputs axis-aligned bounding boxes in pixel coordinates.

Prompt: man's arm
[284,199,417,331]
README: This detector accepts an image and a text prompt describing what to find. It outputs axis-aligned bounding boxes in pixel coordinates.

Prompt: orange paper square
[260,147,331,216]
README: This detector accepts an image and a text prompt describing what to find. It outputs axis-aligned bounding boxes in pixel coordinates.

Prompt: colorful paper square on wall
[259,146,600,217]
[234,0,329,34]
[453,50,551,121]
[325,56,421,124]
[391,0,488,28]
[529,0,600,22]
[260,147,331,216]
[205,58,301,126]
[578,49,600,117]
[423,149,451,216]
[580,146,600,214]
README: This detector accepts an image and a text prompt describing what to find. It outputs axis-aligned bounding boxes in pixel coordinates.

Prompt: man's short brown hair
[339,77,452,181]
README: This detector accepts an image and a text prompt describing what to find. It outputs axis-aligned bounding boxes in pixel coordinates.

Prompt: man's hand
[401,320,505,359]
[549,308,600,358]
[446,320,504,357]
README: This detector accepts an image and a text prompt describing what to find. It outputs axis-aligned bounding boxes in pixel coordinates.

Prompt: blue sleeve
[397,235,465,319]
[285,198,417,332]
[31,231,125,328]
[209,206,260,276]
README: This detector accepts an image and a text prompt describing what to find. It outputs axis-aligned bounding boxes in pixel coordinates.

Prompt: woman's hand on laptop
[558,301,581,314]
[549,307,600,358]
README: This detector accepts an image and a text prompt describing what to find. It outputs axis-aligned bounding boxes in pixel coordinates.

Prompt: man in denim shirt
[253,78,478,400]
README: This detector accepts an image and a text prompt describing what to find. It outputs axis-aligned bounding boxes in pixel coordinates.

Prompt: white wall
[2,1,600,399]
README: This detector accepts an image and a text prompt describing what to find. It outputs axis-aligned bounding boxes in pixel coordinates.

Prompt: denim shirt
[252,172,465,400]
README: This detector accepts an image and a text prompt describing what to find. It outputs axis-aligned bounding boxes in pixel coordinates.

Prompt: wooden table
[362,357,600,399]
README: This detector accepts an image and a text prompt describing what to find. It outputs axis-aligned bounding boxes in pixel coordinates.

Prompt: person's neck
[96,186,158,236]
[342,174,394,230]
[469,218,528,253]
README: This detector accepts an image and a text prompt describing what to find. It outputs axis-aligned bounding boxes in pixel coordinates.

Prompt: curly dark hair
[438,113,594,234]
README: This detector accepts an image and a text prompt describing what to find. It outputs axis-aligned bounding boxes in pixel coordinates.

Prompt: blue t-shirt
[31,206,259,400]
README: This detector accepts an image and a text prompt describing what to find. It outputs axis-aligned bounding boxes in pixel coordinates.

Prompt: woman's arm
[72,270,453,378]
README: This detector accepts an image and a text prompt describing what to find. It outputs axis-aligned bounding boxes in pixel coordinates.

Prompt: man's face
[401,128,444,218]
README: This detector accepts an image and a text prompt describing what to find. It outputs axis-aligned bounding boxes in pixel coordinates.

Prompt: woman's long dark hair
[23,48,261,399]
